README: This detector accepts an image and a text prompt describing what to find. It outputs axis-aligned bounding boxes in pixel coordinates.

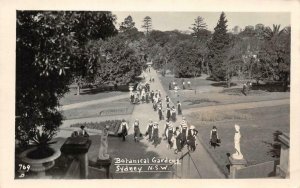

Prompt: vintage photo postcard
[1,0,300,188]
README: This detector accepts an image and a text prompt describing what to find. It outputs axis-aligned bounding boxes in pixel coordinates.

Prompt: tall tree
[259,25,290,91]
[190,16,210,41]
[142,16,152,35]
[94,35,143,85]
[119,15,136,33]
[16,11,117,147]
[208,12,230,80]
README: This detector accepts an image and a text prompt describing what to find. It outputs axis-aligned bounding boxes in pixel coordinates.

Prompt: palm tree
[263,24,285,41]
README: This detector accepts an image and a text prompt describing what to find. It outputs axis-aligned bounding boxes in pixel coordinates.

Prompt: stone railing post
[276,132,289,178]
[228,156,247,178]
[61,137,91,179]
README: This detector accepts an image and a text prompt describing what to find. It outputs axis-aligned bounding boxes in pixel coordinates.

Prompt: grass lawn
[158,74,290,110]
[62,99,134,120]
[60,87,128,105]
[186,104,289,175]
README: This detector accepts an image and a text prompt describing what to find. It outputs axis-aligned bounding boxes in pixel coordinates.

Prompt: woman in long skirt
[146,92,149,103]
[166,107,171,121]
[118,119,129,141]
[171,106,176,122]
[133,119,142,142]
[187,125,198,152]
[152,122,160,147]
[177,101,182,115]
[210,126,219,149]
[130,93,134,103]
[163,120,170,139]
[174,127,182,154]
[145,120,154,141]
[166,123,174,149]
[180,123,188,149]
[158,106,163,121]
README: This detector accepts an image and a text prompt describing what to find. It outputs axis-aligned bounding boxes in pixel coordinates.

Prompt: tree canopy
[16,11,118,147]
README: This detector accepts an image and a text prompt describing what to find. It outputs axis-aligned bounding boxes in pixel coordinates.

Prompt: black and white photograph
[1,0,300,187]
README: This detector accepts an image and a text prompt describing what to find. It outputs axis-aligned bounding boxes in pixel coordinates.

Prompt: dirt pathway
[121,67,225,178]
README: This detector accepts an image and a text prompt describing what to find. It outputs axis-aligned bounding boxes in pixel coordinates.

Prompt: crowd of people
[116,72,221,154]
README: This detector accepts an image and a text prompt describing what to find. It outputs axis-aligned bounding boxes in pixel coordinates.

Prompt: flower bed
[70,120,122,135]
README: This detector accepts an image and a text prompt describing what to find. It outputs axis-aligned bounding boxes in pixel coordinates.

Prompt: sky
[112,12,290,32]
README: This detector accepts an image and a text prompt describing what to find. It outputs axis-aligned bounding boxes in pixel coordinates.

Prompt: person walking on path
[158,106,163,121]
[174,127,182,154]
[166,123,174,149]
[180,122,188,149]
[152,122,160,147]
[163,120,170,140]
[210,126,220,149]
[145,120,154,141]
[177,101,182,115]
[146,91,150,103]
[187,125,198,152]
[171,106,176,122]
[166,106,171,121]
[187,81,191,88]
[133,119,142,142]
[151,90,154,103]
[130,93,134,104]
[118,119,129,141]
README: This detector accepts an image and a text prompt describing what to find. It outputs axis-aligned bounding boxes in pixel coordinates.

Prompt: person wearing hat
[177,101,182,115]
[146,91,150,103]
[145,120,154,141]
[163,120,170,139]
[180,122,188,149]
[174,127,182,154]
[187,125,198,152]
[118,119,129,141]
[130,92,134,104]
[171,106,176,122]
[79,125,89,137]
[152,122,160,147]
[166,106,171,121]
[150,90,155,103]
[166,123,174,149]
[165,96,170,103]
[210,126,220,149]
[133,119,142,142]
[158,106,163,121]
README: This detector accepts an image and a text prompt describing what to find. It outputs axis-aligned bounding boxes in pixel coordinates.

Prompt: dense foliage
[16,11,118,148]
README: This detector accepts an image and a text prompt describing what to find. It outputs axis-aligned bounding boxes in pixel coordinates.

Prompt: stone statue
[232,124,244,160]
[98,125,110,160]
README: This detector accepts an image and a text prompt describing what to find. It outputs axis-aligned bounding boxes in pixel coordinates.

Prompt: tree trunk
[77,83,80,95]
[283,72,289,92]
[206,61,210,75]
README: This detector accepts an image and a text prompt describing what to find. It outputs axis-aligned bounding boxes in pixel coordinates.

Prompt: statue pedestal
[228,156,247,178]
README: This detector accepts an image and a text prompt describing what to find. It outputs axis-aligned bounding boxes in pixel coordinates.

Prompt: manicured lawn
[60,87,128,105]
[62,99,134,120]
[186,105,290,175]
[158,74,290,110]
